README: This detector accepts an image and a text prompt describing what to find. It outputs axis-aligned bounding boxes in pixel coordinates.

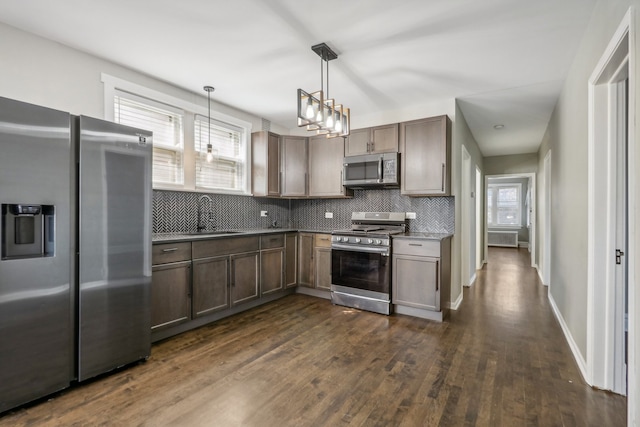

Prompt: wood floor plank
[0,247,627,426]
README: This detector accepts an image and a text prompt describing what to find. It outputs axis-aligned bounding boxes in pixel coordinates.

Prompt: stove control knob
[375,239,382,245]
[339,237,346,243]
[355,238,361,243]
[367,239,374,244]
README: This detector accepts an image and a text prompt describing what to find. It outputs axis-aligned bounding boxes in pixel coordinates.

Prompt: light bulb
[206,144,213,163]
[305,99,314,119]
[335,117,342,132]
[326,111,334,128]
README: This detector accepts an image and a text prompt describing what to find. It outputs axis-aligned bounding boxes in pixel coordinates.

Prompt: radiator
[487,231,518,247]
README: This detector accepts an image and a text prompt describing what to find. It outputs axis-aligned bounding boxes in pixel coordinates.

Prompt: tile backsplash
[153,189,454,234]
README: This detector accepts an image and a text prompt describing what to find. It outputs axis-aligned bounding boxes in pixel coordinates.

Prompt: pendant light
[297,43,350,138]
[204,85,215,163]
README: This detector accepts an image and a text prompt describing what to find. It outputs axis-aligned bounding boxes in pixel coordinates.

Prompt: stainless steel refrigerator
[0,97,152,413]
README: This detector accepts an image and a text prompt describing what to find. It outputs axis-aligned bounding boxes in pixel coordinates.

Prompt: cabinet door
[392,254,440,311]
[400,116,450,196]
[267,133,280,196]
[371,124,398,153]
[151,261,191,330]
[230,251,260,306]
[285,233,298,288]
[192,256,229,318]
[314,246,332,291]
[251,131,280,197]
[298,233,314,287]
[308,135,347,197]
[345,128,371,156]
[261,248,284,296]
[281,136,307,197]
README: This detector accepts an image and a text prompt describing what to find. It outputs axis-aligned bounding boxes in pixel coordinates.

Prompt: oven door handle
[332,244,389,255]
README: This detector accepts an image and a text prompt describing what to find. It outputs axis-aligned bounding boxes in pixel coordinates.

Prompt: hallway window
[487,183,521,226]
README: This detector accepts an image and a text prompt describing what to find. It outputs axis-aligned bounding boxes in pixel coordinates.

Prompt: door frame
[541,150,552,286]
[461,145,472,287]
[586,8,634,399]
[476,166,483,269]
[484,173,536,268]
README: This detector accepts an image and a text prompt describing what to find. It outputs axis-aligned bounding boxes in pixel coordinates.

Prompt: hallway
[0,248,628,426]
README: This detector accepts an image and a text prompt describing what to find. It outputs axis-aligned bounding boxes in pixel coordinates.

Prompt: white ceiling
[0,0,596,157]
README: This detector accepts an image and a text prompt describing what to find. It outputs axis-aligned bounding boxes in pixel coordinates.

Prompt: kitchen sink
[185,230,243,236]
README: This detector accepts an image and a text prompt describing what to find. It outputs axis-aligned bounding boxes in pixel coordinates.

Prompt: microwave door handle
[378,157,383,183]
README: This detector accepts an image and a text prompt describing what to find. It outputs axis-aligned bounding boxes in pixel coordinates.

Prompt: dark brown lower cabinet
[261,248,284,296]
[284,233,297,288]
[192,256,229,318]
[231,251,260,306]
[151,260,191,330]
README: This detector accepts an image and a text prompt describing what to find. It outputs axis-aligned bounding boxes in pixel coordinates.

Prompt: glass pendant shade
[297,89,324,128]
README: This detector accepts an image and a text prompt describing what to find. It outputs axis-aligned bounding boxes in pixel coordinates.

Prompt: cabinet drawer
[152,242,192,265]
[192,236,260,259]
[314,233,332,248]
[261,234,284,249]
[393,239,440,257]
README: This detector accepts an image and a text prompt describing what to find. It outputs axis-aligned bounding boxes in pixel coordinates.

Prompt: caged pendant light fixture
[297,43,350,138]
[204,85,215,163]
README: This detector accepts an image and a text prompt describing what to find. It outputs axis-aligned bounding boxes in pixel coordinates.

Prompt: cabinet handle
[320,238,329,241]
[408,243,422,247]
[366,142,370,152]
[371,141,375,152]
[162,248,179,253]
[441,163,445,192]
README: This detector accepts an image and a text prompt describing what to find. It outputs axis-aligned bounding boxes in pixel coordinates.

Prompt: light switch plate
[406,212,416,219]
[324,212,334,219]
[260,210,268,217]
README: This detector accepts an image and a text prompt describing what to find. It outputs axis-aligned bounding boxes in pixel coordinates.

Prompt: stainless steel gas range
[330,212,406,315]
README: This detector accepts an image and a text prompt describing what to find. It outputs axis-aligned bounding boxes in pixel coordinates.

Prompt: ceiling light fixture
[493,124,505,130]
[204,85,215,162]
[297,43,350,138]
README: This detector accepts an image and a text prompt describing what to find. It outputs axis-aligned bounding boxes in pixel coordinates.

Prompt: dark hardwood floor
[0,247,627,426]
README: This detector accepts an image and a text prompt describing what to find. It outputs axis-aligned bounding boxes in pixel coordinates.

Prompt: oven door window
[331,248,389,294]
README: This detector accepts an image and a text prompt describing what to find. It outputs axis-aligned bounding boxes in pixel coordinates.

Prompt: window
[114,93,184,186]
[103,74,252,194]
[194,115,246,192]
[487,183,522,227]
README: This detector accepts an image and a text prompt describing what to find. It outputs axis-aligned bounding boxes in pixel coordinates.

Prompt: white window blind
[487,183,522,227]
[194,114,245,192]
[114,93,184,185]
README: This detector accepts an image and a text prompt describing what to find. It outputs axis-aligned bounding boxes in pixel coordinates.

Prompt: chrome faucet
[197,195,214,232]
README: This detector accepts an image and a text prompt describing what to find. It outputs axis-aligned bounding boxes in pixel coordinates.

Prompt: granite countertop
[153,228,298,243]
[394,232,453,241]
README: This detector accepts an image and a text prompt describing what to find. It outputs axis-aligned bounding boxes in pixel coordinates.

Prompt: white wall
[484,153,538,175]
[0,22,289,135]
[537,0,639,420]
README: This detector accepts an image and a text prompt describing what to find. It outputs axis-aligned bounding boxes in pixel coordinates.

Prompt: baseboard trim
[548,292,589,384]
[468,272,477,287]
[448,291,463,310]
[536,265,548,286]
[518,241,529,248]
[295,286,331,300]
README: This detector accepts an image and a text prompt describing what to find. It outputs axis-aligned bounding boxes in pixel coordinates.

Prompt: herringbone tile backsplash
[153,189,454,234]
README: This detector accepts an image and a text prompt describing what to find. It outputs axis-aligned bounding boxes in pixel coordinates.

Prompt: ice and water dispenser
[1,204,55,259]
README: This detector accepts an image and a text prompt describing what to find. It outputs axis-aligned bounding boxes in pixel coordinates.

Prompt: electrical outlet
[324,212,334,219]
[406,212,416,219]
[260,210,268,217]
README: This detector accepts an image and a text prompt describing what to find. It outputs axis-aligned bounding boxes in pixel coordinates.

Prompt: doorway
[587,10,632,397]
[484,173,536,269]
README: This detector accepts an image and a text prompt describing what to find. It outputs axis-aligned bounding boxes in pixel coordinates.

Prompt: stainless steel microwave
[342,152,399,188]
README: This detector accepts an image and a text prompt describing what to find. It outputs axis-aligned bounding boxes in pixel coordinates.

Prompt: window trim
[487,182,522,228]
[102,73,253,195]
